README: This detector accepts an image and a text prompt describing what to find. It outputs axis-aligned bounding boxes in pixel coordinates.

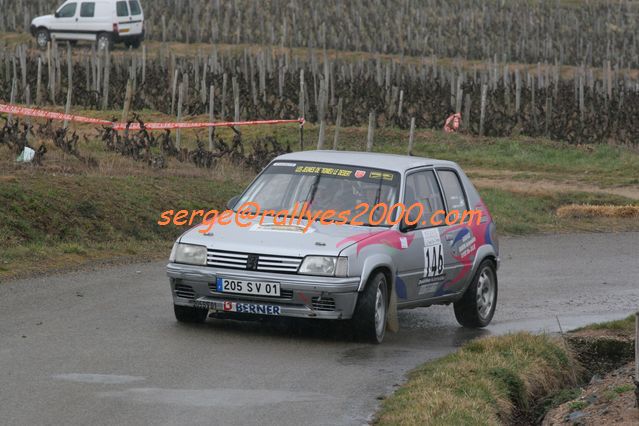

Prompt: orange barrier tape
[0,103,305,131]
[0,103,112,125]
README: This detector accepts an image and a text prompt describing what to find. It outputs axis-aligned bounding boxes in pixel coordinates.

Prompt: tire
[96,33,113,51]
[174,304,208,323]
[453,259,498,328]
[35,28,50,50]
[352,272,388,343]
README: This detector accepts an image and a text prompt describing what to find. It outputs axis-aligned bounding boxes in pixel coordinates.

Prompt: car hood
[32,15,53,26]
[178,217,385,257]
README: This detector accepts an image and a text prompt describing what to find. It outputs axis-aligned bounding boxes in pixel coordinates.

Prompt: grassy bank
[0,175,242,280]
[375,333,580,425]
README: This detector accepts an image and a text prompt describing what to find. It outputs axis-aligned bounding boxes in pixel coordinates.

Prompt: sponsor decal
[369,171,395,181]
[249,223,315,233]
[222,301,281,316]
[294,165,353,177]
[272,162,296,167]
[336,229,415,254]
[417,275,446,295]
[354,170,366,179]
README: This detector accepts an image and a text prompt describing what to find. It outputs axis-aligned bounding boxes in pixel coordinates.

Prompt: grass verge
[375,333,580,425]
[0,174,243,281]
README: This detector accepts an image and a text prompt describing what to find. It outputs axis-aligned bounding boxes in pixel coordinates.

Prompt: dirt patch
[472,177,639,201]
[557,204,639,219]
[542,362,638,426]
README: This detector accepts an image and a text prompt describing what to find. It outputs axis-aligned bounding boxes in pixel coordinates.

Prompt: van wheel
[453,260,498,328]
[36,28,50,49]
[174,304,208,323]
[96,33,113,51]
[352,272,388,343]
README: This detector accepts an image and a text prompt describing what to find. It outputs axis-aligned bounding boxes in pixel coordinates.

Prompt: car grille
[175,283,196,299]
[312,297,336,311]
[206,249,303,274]
[208,283,294,299]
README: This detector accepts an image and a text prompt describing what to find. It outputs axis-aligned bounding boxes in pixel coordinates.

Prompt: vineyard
[3,0,639,67]
[2,38,639,147]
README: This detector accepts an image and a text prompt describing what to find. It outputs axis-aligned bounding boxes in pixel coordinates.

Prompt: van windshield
[235,161,401,227]
[129,0,141,15]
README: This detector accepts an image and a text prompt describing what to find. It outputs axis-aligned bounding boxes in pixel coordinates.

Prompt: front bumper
[167,263,361,320]
[30,25,37,37]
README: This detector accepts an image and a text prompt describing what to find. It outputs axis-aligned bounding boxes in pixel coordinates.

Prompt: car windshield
[235,161,401,227]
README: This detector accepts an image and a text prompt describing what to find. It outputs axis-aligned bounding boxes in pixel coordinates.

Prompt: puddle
[99,388,334,408]
[52,373,145,384]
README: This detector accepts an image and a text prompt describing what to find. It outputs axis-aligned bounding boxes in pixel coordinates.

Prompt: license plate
[216,278,280,297]
[222,301,281,316]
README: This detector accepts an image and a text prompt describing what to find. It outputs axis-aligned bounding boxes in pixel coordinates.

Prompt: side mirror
[54,11,60,18]
[399,210,420,233]
[226,195,240,210]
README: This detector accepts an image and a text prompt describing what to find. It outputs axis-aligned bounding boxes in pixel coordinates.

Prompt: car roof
[274,150,459,173]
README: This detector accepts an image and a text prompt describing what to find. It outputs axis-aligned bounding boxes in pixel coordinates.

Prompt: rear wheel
[125,37,142,49]
[453,260,498,327]
[174,304,208,323]
[96,33,113,51]
[35,28,50,50]
[352,272,388,343]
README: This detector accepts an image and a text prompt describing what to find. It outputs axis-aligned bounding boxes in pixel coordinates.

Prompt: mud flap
[386,281,399,332]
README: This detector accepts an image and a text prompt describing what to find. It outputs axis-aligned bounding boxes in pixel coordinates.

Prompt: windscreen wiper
[305,172,322,205]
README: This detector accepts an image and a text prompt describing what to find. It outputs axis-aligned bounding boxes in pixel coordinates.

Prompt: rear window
[116,1,129,17]
[437,170,469,211]
[80,2,95,17]
[129,0,141,15]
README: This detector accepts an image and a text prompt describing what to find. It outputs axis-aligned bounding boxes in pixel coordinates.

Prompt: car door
[49,2,79,39]
[395,168,452,303]
[437,168,473,295]
[75,2,98,41]
[115,1,134,37]
[126,0,144,36]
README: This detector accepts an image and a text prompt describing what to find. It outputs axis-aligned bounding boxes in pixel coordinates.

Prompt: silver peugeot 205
[167,151,500,343]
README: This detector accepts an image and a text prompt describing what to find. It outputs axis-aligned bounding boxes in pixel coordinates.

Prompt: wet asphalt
[0,232,637,425]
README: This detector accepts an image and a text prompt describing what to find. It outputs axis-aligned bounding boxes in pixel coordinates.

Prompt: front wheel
[352,272,388,343]
[453,259,498,327]
[174,304,208,323]
[36,28,50,50]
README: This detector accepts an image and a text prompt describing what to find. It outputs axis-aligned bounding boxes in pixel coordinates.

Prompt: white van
[30,0,145,50]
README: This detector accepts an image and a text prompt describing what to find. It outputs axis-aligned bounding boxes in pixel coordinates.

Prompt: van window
[129,0,142,15]
[116,1,129,17]
[80,2,95,17]
[437,170,469,211]
[58,2,77,18]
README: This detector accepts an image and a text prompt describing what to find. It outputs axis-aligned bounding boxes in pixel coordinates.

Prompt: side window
[116,1,129,17]
[58,2,77,18]
[404,170,445,229]
[129,0,142,15]
[80,2,95,17]
[437,170,469,212]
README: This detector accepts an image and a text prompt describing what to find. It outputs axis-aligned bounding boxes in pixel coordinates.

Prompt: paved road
[1,232,637,426]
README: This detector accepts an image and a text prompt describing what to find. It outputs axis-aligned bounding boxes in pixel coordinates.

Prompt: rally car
[166,151,499,343]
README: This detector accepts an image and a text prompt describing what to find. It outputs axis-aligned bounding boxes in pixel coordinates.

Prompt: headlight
[171,243,207,265]
[298,256,348,277]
